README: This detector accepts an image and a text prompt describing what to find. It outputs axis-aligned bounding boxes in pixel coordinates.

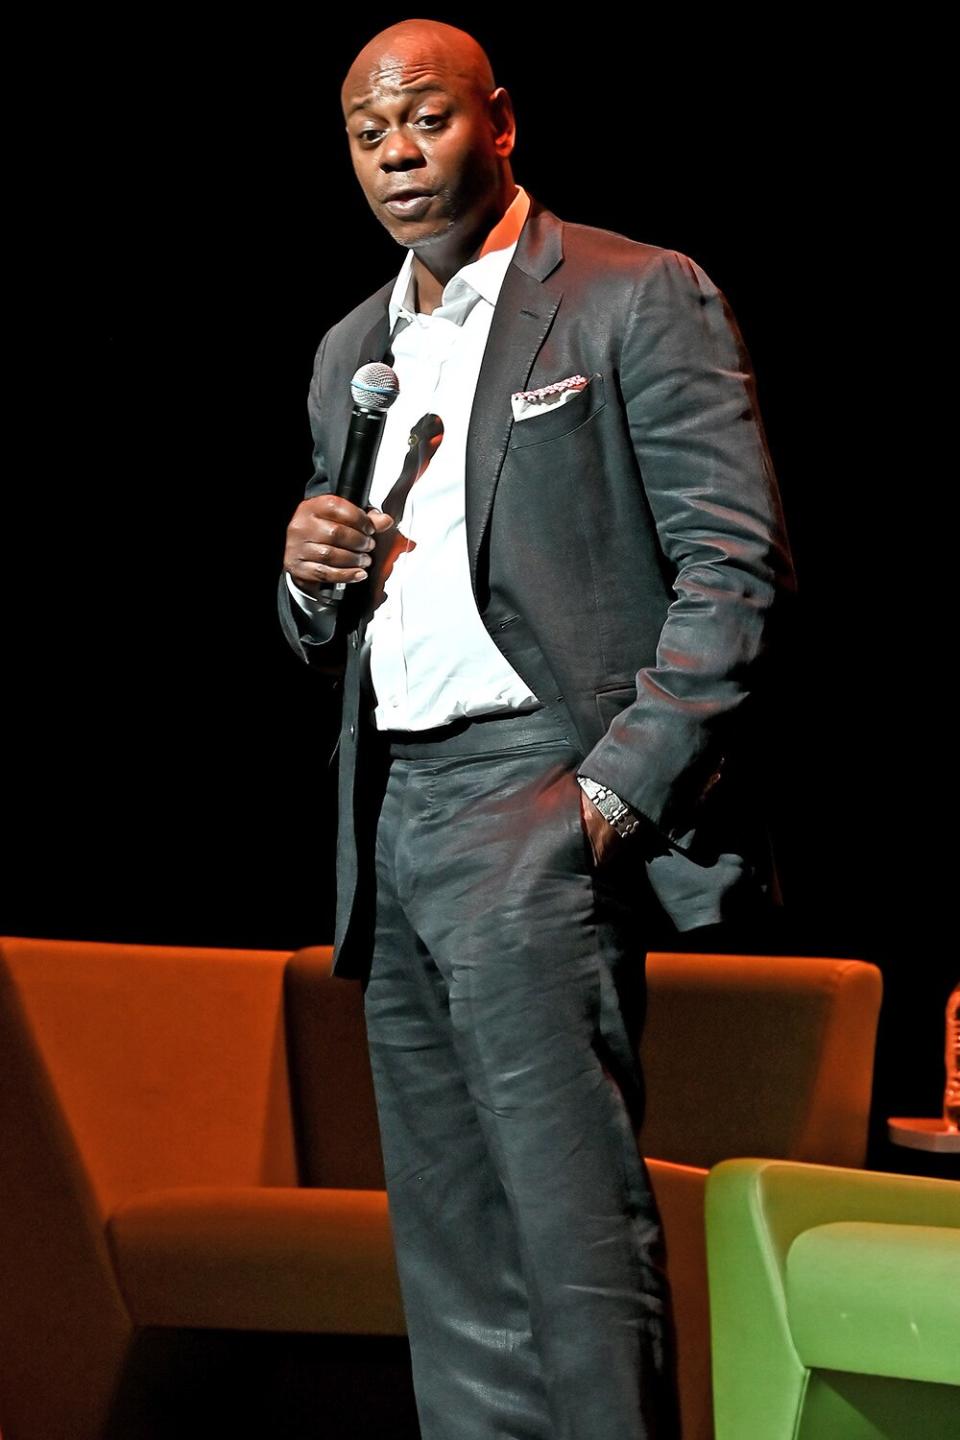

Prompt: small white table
[887,1117,960,1154]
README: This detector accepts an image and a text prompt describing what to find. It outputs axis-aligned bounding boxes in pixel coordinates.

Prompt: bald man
[281,19,794,1440]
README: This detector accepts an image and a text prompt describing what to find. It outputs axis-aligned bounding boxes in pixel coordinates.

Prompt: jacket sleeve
[578,248,796,853]
[277,327,347,674]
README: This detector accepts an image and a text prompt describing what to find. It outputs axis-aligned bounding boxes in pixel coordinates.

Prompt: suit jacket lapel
[357,309,394,375]
[464,198,564,598]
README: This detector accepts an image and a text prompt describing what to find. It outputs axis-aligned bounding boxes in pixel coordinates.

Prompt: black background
[5,14,952,1172]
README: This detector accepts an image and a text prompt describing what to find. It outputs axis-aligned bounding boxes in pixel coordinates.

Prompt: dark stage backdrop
[6,14,951,1174]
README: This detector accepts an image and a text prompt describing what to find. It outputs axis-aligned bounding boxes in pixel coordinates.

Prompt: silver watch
[576,775,642,839]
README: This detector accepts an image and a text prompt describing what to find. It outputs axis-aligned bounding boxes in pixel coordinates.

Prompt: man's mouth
[383,190,435,218]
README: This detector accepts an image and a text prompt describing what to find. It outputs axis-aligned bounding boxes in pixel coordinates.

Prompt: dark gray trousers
[360,703,682,1440]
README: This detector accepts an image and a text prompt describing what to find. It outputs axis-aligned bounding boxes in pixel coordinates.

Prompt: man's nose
[378,127,426,169]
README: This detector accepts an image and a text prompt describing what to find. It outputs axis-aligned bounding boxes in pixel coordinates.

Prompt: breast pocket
[508,372,606,448]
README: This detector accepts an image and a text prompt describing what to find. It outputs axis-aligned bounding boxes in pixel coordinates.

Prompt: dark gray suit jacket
[279,192,796,979]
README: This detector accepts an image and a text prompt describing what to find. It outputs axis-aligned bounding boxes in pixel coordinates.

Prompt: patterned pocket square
[511,373,590,422]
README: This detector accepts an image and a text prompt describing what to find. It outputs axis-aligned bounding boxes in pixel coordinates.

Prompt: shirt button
[348,724,356,738]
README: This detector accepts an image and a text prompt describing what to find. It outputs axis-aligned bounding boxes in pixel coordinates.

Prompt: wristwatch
[576,775,643,840]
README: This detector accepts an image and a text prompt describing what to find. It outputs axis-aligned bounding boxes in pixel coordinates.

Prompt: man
[280,18,795,1440]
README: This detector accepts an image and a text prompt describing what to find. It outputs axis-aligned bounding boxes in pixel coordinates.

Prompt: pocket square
[511,373,590,422]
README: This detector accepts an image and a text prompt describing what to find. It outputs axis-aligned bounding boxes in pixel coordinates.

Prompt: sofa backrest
[0,936,298,1218]
[640,953,882,1168]
[284,946,385,1189]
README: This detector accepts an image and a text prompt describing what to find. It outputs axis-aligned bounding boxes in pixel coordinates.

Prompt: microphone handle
[323,404,388,607]
[336,405,388,508]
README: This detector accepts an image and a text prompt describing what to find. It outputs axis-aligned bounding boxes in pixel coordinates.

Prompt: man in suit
[280,18,795,1439]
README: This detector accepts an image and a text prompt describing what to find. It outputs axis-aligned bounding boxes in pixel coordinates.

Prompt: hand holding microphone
[284,362,399,598]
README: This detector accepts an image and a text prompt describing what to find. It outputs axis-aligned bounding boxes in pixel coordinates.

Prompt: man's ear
[489,86,516,158]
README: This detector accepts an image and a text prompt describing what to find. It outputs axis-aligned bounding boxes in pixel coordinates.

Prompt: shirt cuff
[285,570,343,615]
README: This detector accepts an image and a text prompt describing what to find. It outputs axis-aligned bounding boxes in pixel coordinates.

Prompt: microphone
[324,361,400,606]
[336,361,401,506]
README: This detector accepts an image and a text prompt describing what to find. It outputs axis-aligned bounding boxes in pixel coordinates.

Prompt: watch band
[576,775,642,839]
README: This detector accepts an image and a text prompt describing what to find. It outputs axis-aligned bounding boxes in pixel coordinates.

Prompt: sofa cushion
[785,1221,960,1385]
[107,1186,405,1335]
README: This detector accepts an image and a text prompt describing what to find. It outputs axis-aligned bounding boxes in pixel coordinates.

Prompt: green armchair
[705,1157,960,1439]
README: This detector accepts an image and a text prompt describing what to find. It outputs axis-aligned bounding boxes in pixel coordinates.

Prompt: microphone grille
[351,362,400,411]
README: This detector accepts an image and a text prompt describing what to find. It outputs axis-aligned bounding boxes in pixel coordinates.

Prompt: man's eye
[354,113,446,144]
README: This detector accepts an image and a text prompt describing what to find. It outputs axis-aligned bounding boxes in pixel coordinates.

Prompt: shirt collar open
[387,185,531,331]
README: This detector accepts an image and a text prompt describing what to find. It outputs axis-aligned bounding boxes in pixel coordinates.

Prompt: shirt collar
[387,184,531,331]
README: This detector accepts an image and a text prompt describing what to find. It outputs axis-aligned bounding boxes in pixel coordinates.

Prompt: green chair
[705,1157,960,1439]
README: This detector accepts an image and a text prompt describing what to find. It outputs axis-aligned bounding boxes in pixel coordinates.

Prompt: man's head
[341,19,516,266]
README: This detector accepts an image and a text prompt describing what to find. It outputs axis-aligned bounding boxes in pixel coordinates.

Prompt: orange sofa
[0,937,405,1440]
[0,937,882,1440]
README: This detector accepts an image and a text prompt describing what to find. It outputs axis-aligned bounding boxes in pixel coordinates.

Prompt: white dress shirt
[288,184,540,732]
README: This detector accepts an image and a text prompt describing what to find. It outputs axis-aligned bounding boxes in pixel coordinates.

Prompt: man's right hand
[284,494,396,597]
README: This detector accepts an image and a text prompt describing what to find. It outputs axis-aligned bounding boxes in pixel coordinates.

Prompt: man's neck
[410,184,519,315]
[410,262,448,317]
